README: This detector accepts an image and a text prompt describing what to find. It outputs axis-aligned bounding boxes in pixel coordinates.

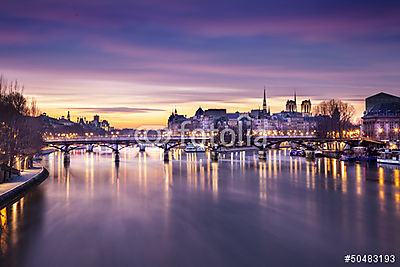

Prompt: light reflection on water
[0,147,400,267]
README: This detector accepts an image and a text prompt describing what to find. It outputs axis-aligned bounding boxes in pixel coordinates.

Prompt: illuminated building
[362,92,400,140]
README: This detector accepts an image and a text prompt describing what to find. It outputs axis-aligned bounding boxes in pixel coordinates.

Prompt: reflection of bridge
[43,135,371,163]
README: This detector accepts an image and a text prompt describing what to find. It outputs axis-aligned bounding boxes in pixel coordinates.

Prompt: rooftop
[363,102,400,118]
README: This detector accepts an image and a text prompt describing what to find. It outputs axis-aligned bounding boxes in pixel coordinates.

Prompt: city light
[1,2,400,266]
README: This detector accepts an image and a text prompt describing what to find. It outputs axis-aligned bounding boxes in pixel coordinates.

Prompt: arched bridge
[43,135,376,163]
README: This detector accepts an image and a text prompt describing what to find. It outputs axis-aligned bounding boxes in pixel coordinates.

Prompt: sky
[1,0,400,128]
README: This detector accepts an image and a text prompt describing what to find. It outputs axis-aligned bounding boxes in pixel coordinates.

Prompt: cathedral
[285,91,312,116]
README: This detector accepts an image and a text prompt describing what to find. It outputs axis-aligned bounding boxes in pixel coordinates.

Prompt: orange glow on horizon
[35,95,365,129]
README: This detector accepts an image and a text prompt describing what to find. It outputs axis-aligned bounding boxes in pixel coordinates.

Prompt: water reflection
[1,189,45,266]
[1,148,400,267]
[211,162,218,198]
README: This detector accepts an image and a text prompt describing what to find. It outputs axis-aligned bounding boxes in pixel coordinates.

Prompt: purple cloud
[1,0,400,125]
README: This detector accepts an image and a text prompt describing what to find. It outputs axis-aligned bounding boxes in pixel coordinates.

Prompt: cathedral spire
[263,86,267,111]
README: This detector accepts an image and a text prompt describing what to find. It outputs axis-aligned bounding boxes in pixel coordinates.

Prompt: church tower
[285,91,297,112]
[263,86,267,112]
[301,100,312,115]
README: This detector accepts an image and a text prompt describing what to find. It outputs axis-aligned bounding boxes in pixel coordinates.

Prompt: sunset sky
[1,0,400,128]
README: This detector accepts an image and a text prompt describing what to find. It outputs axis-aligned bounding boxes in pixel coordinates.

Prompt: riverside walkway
[0,166,49,209]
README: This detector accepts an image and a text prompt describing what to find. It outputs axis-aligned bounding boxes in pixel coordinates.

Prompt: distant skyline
[1,0,400,127]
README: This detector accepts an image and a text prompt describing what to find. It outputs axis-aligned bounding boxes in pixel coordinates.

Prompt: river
[1,147,399,266]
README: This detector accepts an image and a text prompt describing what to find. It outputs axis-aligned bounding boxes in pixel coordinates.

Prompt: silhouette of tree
[313,99,355,138]
[0,76,43,181]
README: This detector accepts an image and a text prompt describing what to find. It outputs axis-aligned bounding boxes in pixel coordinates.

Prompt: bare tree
[313,99,355,138]
[0,75,43,181]
[314,100,355,121]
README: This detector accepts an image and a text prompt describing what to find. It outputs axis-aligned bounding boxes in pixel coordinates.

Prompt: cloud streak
[70,107,165,114]
[1,0,399,127]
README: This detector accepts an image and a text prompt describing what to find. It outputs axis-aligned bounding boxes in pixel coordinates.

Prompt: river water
[1,148,399,267]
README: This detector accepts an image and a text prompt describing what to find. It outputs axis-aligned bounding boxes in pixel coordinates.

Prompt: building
[227,112,240,127]
[167,89,317,136]
[251,91,315,135]
[93,115,100,127]
[362,92,400,140]
[194,107,204,118]
[301,100,312,115]
[250,87,271,119]
[40,113,108,137]
[204,109,227,119]
[168,109,189,135]
[100,120,110,131]
[286,92,297,112]
[365,92,400,113]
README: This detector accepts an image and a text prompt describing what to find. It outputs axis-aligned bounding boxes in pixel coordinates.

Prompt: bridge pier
[62,144,71,163]
[258,149,266,160]
[209,144,219,162]
[87,144,94,153]
[211,150,219,162]
[114,150,120,162]
[163,150,169,162]
[114,144,120,162]
[305,150,315,159]
[139,144,146,152]
[64,151,70,163]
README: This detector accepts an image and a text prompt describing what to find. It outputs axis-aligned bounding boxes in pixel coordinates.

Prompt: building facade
[301,100,312,115]
[362,92,400,140]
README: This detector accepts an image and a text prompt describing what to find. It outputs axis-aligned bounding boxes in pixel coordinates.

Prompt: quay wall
[0,167,49,210]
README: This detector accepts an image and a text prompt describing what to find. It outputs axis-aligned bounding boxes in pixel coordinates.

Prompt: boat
[314,150,323,158]
[184,143,206,153]
[356,155,377,162]
[341,149,357,161]
[340,147,377,162]
[340,155,356,162]
[353,147,377,162]
[290,149,305,157]
[377,150,400,165]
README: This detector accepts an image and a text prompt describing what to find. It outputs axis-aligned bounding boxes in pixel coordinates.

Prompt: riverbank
[0,165,49,209]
